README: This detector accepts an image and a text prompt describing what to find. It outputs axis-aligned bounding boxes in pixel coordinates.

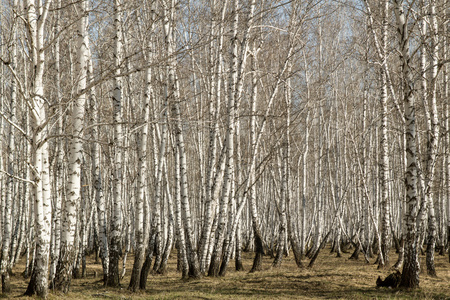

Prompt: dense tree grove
[0,0,449,297]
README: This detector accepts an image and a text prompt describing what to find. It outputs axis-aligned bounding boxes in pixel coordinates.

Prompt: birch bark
[1,0,18,292]
[378,0,390,269]
[49,0,62,284]
[90,55,109,282]
[107,0,124,287]
[445,9,450,264]
[24,0,53,297]
[128,55,151,292]
[208,0,240,277]
[164,0,201,278]
[53,0,89,292]
[395,0,420,288]
[157,163,175,274]
[424,0,439,276]
[199,0,227,274]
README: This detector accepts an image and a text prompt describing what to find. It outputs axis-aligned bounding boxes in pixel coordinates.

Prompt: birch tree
[24,0,53,297]
[198,0,227,274]
[49,0,63,284]
[378,0,390,269]
[163,0,201,279]
[424,0,439,277]
[90,54,109,282]
[53,0,89,292]
[208,0,240,277]
[107,0,124,287]
[445,7,450,264]
[394,0,420,288]
[128,13,153,293]
[1,0,18,293]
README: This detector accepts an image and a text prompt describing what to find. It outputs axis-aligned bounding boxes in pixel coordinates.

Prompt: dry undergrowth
[3,247,450,299]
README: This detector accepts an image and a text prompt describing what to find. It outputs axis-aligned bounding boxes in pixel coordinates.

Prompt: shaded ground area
[4,247,450,299]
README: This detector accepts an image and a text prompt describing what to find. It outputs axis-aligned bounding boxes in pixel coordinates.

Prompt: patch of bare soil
[4,247,450,299]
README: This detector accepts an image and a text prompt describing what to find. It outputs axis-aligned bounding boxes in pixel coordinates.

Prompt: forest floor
[4,246,450,299]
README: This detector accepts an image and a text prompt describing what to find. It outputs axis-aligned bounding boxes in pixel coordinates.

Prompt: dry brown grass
[3,247,450,299]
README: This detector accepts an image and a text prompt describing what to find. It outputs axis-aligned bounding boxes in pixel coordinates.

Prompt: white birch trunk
[378,0,390,269]
[445,11,450,264]
[208,0,240,277]
[425,0,439,276]
[53,0,89,292]
[395,0,420,288]
[107,0,123,287]
[1,0,17,291]
[163,0,201,278]
[285,63,302,267]
[128,41,152,292]
[199,0,227,274]
[248,44,264,273]
[415,2,429,250]
[24,1,53,298]
[174,140,189,278]
[89,55,109,282]
[157,162,175,274]
[49,0,62,283]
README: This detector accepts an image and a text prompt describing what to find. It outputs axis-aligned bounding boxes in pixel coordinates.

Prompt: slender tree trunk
[49,0,63,284]
[173,147,189,279]
[378,0,390,269]
[395,0,420,288]
[208,0,240,277]
[249,45,264,273]
[235,218,244,271]
[286,125,303,267]
[90,56,109,283]
[128,61,151,292]
[424,0,439,277]
[173,85,202,278]
[24,1,53,297]
[283,9,302,268]
[157,164,175,275]
[273,108,288,268]
[53,0,89,292]
[139,229,156,290]
[198,0,227,274]
[444,13,450,264]
[107,0,123,287]
[163,0,201,279]
[1,1,17,292]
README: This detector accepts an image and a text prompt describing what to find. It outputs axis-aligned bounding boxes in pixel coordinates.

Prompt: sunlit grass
[6,246,450,299]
